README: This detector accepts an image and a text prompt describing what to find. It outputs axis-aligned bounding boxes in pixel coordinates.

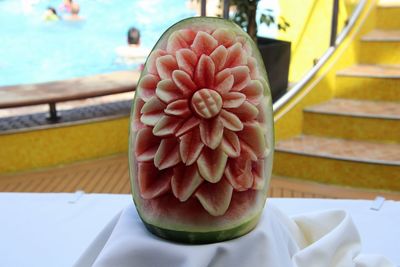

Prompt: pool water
[0,0,196,86]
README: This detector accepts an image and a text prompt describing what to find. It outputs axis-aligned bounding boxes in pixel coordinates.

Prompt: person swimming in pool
[64,3,83,21]
[43,7,60,21]
[58,0,73,13]
[115,27,150,67]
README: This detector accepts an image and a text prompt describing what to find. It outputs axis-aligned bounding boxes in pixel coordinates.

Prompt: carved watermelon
[129,17,274,243]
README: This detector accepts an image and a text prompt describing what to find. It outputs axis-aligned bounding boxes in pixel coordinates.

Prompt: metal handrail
[273,0,367,113]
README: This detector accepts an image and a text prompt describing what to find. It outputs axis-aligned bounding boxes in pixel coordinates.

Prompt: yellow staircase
[273,2,400,191]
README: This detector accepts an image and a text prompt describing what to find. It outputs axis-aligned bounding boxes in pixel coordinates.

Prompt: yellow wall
[0,117,129,173]
[278,0,353,82]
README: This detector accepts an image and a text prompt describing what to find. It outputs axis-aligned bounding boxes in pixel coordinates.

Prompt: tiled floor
[305,98,400,119]
[276,135,400,164]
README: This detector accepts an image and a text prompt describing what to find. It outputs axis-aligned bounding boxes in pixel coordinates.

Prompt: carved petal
[219,110,243,131]
[227,101,259,121]
[175,116,200,137]
[179,128,204,165]
[166,31,190,54]
[176,48,198,77]
[194,55,215,89]
[240,142,258,161]
[224,43,247,68]
[212,29,235,47]
[132,98,145,131]
[222,92,246,108]
[215,68,230,85]
[237,121,266,159]
[247,56,259,79]
[221,130,240,158]
[199,117,224,149]
[210,45,227,71]
[195,178,233,216]
[178,29,197,44]
[156,79,182,104]
[172,70,197,96]
[137,162,172,199]
[257,97,270,133]
[135,127,160,162]
[252,159,265,190]
[197,146,228,183]
[153,115,183,137]
[241,80,263,105]
[165,99,191,117]
[147,49,167,75]
[224,157,253,191]
[191,31,218,56]
[214,72,234,95]
[236,36,252,55]
[230,66,251,91]
[172,164,203,202]
[156,55,178,80]
[140,96,166,126]
[154,138,181,170]
[137,74,160,102]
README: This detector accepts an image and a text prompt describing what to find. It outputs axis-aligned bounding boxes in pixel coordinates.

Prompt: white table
[0,193,399,267]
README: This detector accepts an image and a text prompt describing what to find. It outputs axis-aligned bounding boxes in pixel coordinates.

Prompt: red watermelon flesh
[129,17,274,243]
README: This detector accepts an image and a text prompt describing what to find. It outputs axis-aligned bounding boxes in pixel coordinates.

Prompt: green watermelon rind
[128,16,275,244]
[143,211,262,244]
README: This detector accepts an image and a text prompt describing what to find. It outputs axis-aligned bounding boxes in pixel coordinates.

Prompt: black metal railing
[201,0,206,16]
[330,0,340,47]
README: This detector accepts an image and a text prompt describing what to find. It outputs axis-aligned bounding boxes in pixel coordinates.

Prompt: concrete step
[337,64,400,77]
[335,64,400,101]
[274,135,400,191]
[303,98,400,142]
[362,29,400,41]
[360,30,400,64]
[376,3,400,29]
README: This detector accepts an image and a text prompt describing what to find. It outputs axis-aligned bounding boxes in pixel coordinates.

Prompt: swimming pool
[0,0,196,86]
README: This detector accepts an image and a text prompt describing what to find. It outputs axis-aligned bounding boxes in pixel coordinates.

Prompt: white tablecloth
[0,193,399,267]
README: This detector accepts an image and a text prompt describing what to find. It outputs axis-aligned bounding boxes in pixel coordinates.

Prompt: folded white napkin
[74,203,394,267]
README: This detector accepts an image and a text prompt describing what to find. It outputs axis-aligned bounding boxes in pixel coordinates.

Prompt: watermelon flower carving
[132,28,269,217]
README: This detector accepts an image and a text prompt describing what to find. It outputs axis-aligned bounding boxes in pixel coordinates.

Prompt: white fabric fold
[291,210,393,267]
[74,203,394,267]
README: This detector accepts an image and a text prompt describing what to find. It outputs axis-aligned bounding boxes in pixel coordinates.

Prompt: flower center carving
[191,89,222,119]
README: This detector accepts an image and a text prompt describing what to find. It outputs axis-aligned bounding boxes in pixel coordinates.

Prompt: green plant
[230,0,290,41]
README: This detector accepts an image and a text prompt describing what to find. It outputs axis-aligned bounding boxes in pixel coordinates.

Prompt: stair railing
[273,0,367,113]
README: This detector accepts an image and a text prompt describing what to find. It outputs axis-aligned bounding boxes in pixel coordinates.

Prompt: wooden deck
[1,154,400,200]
